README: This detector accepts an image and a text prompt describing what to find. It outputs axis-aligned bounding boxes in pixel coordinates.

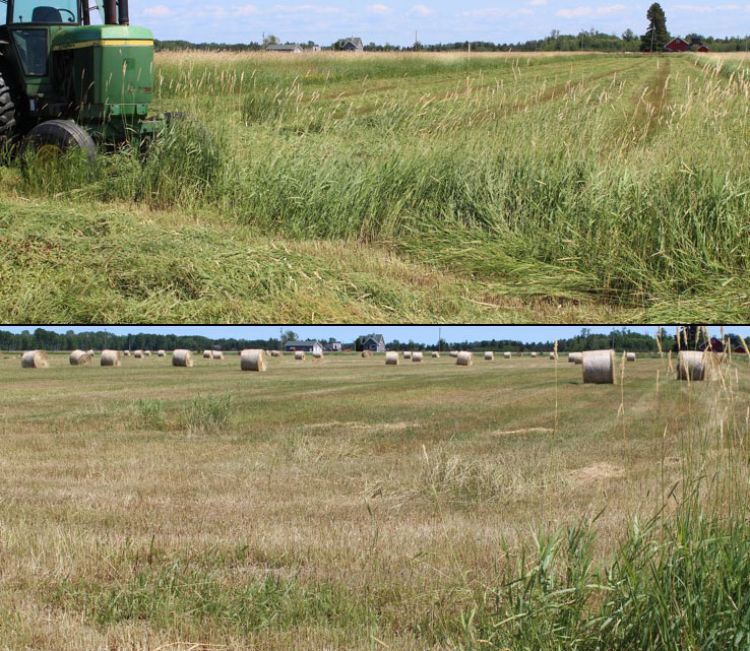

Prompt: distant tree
[641,3,670,52]
[281,330,298,345]
[622,29,636,42]
[263,34,279,47]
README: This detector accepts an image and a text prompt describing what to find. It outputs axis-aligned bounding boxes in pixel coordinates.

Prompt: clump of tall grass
[179,394,233,435]
[129,398,167,431]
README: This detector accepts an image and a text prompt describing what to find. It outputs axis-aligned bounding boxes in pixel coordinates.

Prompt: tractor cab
[0,0,159,157]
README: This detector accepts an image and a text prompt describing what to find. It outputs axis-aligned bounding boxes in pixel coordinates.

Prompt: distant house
[361,334,386,353]
[266,43,303,53]
[692,43,710,53]
[340,37,364,52]
[323,342,343,352]
[664,38,690,53]
[285,340,323,355]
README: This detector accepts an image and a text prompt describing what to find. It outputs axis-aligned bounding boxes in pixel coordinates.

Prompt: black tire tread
[0,71,17,142]
[23,119,97,162]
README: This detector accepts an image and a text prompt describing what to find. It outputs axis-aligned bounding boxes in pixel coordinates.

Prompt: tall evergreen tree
[641,3,670,52]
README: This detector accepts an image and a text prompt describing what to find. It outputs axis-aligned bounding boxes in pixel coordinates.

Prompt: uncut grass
[1,354,749,648]
[3,52,749,321]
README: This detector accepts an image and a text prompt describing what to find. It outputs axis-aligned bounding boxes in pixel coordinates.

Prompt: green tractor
[0,0,162,159]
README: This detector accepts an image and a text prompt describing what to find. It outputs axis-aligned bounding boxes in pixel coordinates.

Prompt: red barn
[665,38,690,53]
[695,45,710,53]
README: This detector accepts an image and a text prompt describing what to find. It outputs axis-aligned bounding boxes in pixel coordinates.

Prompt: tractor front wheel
[0,71,18,150]
[21,120,97,166]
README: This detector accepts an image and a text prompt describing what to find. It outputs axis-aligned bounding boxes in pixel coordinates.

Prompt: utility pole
[438,327,441,352]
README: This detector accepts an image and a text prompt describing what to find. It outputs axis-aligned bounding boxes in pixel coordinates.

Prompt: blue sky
[130,0,750,45]
[5,326,750,344]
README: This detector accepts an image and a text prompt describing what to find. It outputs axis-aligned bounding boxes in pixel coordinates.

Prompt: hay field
[1,351,749,649]
[1,51,748,322]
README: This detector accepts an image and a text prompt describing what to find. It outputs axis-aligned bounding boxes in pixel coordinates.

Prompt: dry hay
[133,350,144,359]
[157,350,166,357]
[212,351,224,360]
[100,350,122,367]
[144,350,152,357]
[241,349,267,372]
[86,349,95,357]
[677,351,722,382]
[449,351,459,358]
[271,351,282,357]
[123,350,131,357]
[456,351,473,367]
[432,352,440,358]
[568,352,583,364]
[69,350,92,366]
[626,352,636,362]
[295,351,306,361]
[503,352,512,359]
[572,462,626,484]
[403,351,412,359]
[491,427,554,437]
[361,351,372,358]
[203,350,212,359]
[484,351,494,361]
[172,349,194,367]
[21,350,48,369]
[549,352,558,361]
[313,351,324,360]
[385,352,400,366]
[412,352,424,363]
[530,352,538,358]
[582,350,616,385]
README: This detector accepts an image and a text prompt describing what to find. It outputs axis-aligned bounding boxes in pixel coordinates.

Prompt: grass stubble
[0,351,749,649]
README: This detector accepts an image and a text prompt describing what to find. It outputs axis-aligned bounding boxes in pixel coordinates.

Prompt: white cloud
[143,4,172,17]
[529,0,548,5]
[556,4,626,18]
[367,3,391,13]
[410,4,433,16]
[270,4,340,14]
[233,4,258,16]
[460,7,533,17]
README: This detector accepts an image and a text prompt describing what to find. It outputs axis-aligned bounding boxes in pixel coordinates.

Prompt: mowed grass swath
[1,351,750,649]
[1,51,749,322]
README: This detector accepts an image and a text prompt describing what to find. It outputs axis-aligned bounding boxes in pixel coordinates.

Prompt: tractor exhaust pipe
[118,0,129,26]
[103,0,117,24]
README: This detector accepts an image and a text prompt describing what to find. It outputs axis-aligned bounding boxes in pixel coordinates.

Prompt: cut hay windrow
[69,350,92,366]
[582,350,616,385]
[385,351,400,365]
[21,350,48,368]
[100,350,122,367]
[172,349,194,367]
[456,351,473,367]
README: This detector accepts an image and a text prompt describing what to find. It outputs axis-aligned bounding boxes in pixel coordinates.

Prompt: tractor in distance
[0,0,163,160]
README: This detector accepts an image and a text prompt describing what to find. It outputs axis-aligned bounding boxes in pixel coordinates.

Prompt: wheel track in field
[616,57,673,153]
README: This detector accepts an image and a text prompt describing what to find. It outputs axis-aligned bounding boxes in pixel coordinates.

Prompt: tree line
[3,328,746,354]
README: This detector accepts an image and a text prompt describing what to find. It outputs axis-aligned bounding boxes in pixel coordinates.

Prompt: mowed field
[1,52,748,322]
[1,352,749,649]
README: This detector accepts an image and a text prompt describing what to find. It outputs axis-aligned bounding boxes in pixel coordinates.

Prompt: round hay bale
[144,350,152,357]
[87,349,95,357]
[203,350,212,359]
[123,350,130,357]
[271,351,282,357]
[172,349,194,367]
[568,352,583,364]
[626,352,636,362]
[241,349,267,372]
[361,351,372,358]
[449,351,459,358]
[157,350,166,357]
[456,351,473,367]
[677,351,721,382]
[385,352,400,366]
[133,350,144,359]
[313,351,323,360]
[100,350,122,367]
[484,352,494,361]
[295,351,306,361]
[212,351,224,360]
[412,352,424,363]
[69,350,92,366]
[582,350,616,385]
[549,352,557,361]
[432,352,440,358]
[403,351,412,360]
[503,352,512,359]
[530,352,538,358]
[21,350,48,369]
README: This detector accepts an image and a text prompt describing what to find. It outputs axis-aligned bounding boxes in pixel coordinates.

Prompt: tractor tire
[21,119,97,164]
[0,71,18,148]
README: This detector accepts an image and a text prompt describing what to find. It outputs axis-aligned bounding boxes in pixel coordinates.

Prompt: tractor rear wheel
[0,71,18,148]
[21,120,97,165]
